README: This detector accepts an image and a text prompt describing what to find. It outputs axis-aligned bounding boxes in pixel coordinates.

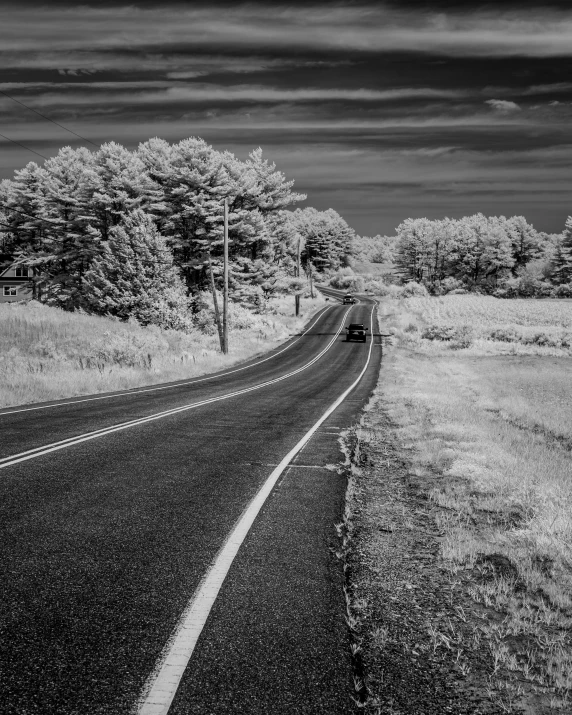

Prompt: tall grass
[405,294,572,329]
[389,294,572,355]
[0,293,326,408]
[376,295,572,704]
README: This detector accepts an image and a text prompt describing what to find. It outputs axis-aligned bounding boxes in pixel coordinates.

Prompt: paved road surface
[0,290,382,714]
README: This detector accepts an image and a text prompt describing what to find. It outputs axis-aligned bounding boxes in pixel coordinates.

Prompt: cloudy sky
[2,0,572,236]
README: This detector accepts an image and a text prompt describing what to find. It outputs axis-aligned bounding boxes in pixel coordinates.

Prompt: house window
[3,286,17,296]
[15,266,29,277]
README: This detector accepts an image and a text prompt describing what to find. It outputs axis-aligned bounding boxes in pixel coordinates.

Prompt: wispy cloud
[485,99,521,113]
[523,82,572,95]
[2,5,572,60]
[16,84,468,109]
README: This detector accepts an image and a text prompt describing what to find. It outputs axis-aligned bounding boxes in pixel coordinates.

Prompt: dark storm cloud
[1,1,572,234]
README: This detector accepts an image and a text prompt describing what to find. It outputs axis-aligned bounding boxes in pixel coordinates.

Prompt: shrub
[422,323,474,348]
[193,308,217,335]
[364,279,382,293]
[522,331,556,347]
[449,326,474,350]
[489,327,521,343]
[373,282,394,296]
[330,273,365,293]
[401,281,429,297]
[552,283,572,298]
[439,277,465,295]
[229,303,257,330]
[422,324,459,341]
[371,251,387,263]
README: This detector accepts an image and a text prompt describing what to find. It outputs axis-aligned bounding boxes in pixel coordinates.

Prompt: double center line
[0,307,352,472]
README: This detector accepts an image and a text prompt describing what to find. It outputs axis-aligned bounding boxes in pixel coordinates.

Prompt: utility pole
[208,252,224,352]
[295,234,301,317]
[308,260,315,299]
[223,197,229,354]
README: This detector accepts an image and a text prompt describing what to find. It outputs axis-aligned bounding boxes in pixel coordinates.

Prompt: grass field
[0,293,326,408]
[393,295,572,355]
[405,295,572,329]
[351,259,395,278]
[359,294,572,711]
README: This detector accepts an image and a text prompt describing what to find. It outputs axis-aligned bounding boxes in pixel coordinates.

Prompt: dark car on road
[342,294,356,304]
[345,323,368,342]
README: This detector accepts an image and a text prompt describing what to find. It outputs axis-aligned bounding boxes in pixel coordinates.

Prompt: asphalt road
[0,289,382,714]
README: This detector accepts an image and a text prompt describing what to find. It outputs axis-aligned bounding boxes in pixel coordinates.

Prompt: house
[0,261,34,303]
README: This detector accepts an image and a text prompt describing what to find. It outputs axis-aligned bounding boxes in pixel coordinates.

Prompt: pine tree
[93,142,165,242]
[1,162,52,300]
[157,137,228,292]
[394,218,433,283]
[292,207,354,273]
[82,209,192,331]
[39,146,101,308]
[551,216,572,285]
[229,256,285,310]
[506,216,543,273]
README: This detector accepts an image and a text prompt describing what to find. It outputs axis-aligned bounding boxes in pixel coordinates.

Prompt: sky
[2,0,572,236]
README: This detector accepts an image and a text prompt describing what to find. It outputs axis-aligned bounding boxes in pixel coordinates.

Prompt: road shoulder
[345,332,572,714]
[344,397,511,714]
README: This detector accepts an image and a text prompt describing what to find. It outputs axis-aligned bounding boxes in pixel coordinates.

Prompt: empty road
[0,290,382,714]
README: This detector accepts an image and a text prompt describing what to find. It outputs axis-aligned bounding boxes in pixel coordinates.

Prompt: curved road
[0,290,382,714]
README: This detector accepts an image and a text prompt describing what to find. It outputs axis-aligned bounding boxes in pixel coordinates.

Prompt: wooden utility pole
[309,261,315,299]
[223,197,229,354]
[208,252,224,352]
[295,234,301,317]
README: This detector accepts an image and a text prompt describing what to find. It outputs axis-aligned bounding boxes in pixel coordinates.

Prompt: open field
[403,295,572,329]
[351,259,395,278]
[0,293,325,408]
[349,295,572,713]
[395,295,572,355]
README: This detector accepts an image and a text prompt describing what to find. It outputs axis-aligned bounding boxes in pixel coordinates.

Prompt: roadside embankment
[0,293,326,408]
[345,294,572,714]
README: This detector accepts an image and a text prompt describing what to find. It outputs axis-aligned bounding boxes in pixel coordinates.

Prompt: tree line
[394,214,571,297]
[0,138,356,329]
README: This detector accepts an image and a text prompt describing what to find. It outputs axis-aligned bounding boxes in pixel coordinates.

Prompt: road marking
[0,305,334,417]
[136,302,377,715]
[0,307,355,471]
[244,462,329,469]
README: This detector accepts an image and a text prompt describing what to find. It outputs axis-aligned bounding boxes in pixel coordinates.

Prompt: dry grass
[405,295,572,329]
[0,292,326,408]
[372,296,572,710]
[351,260,395,278]
[392,294,572,357]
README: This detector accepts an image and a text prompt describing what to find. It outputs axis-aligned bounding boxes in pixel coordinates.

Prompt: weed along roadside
[343,294,572,714]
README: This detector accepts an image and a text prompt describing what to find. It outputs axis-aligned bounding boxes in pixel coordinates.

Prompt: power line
[0,220,20,233]
[0,89,99,148]
[0,132,49,160]
[2,206,61,225]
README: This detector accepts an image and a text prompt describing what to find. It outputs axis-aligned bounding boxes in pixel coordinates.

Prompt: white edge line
[135,302,377,715]
[0,305,333,417]
[0,307,353,470]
